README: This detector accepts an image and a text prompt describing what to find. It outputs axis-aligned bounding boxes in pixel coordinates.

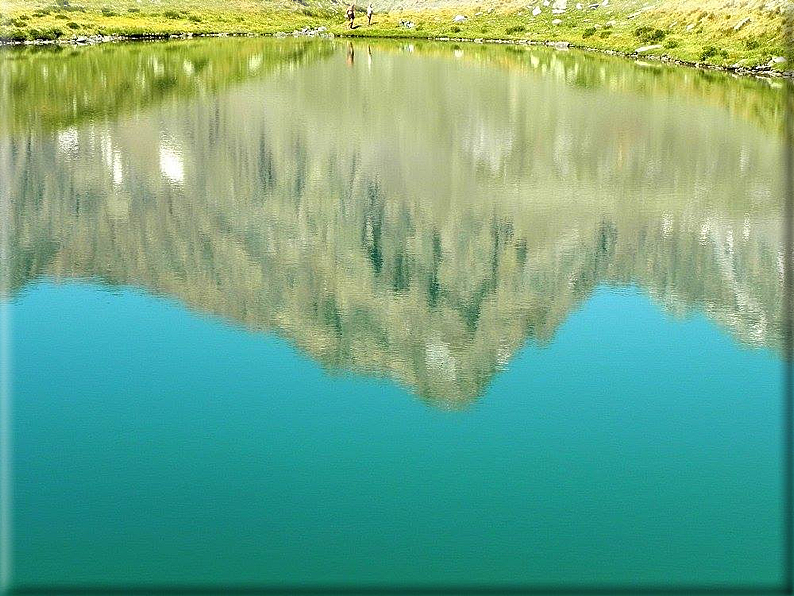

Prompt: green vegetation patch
[0,0,786,73]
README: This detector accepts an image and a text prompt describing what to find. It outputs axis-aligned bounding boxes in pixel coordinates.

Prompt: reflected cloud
[159,143,184,185]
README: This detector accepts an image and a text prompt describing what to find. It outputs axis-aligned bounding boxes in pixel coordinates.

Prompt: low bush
[2,28,28,41]
[634,25,666,43]
[700,45,728,61]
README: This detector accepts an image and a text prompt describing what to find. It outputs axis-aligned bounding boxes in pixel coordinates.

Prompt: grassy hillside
[0,0,790,73]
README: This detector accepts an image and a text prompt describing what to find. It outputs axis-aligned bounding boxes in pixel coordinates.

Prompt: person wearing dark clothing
[346,4,355,28]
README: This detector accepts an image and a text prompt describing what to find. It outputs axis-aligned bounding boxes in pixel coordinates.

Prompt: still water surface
[2,37,788,588]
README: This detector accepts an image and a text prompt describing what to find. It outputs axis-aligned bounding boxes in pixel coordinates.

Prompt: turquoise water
[2,37,789,590]
[8,281,784,587]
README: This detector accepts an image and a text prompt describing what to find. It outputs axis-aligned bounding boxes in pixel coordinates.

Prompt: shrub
[188,14,201,22]
[745,38,759,50]
[634,25,666,43]
[101,7,118,16]
[505,24,524,34]
[128,7,140,12]
[5,28,28,41]
[67,20,79,28]
[700,45,727,61]
[163,9,181,19]
[582,26,596,38]
[663,38,679,48]
[599,30,611,37]
[450,25,460,33]
[55,13,69,19]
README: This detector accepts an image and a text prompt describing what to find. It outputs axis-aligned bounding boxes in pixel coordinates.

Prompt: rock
[552,18,562,24]
[543,0,550,5]
[474,11,482,16]
[605,19,615,27]
[532,6,542,15]
[733,16,751,31]
[552,0,567,9]
[576,3,583,8]
[589,3,600,9]
[398,19,415,28]
[635,44,662,53]
[453,14,466,22]
[601,0,608,5]
[770,56,787,64]
[552,9,565,14]
[686,23,695,31]
[554,40,569,48]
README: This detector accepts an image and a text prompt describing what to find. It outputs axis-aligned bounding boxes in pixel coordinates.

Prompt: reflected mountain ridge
[5,38,786,406]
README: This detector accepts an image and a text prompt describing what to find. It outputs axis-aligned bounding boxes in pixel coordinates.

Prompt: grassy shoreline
[1,0,790,75]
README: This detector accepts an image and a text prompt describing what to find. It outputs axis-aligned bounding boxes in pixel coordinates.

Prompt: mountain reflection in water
[4,37,787,405]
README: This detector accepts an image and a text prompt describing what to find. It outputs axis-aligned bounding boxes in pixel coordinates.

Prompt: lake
[1,37,789,591]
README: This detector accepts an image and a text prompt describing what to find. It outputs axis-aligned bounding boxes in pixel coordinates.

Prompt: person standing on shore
[367,3,373,25]
[347,3,356,28]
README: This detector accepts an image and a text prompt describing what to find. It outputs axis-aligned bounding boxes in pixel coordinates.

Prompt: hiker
[346,3,355,28]
[367,3,373,25]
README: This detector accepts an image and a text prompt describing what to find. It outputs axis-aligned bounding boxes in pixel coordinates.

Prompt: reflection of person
[367,3,373,25]
[346,43,354,66]
[346,3,355,28]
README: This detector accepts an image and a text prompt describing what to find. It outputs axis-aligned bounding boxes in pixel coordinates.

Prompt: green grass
[0,0,788,72]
